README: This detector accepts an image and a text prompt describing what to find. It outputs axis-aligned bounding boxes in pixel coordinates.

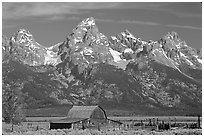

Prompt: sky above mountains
[2,2,202,49]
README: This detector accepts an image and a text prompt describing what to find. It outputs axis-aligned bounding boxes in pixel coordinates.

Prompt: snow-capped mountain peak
[80,17,96,27]
[123,29,136,39]
[12,29,34,44]
[11,28,43,50]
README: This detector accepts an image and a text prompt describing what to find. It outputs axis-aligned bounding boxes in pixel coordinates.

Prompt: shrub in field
[171,129,202,135]
[61,129,72,134]
[90,129,103,135]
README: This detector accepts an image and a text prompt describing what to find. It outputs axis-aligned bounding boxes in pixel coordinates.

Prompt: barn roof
[51,118,87,124]
[67,105,107,119]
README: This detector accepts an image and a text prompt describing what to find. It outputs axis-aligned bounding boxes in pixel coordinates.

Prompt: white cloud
[118,20,161,26]
[2,2,121,20]
[166,24,202,30]
[3,3,76,20]
[94,18,161,26]
[46,16,81,21]
[95,18,115,23]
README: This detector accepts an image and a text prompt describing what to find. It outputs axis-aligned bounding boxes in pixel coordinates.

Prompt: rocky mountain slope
[2,17,202,115]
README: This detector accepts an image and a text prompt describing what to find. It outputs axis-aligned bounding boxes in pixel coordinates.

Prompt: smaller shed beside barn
[50,105,122,130]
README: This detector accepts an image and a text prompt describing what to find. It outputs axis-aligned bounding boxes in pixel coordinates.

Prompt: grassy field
[2,122,202,135]
[109,116,201,123]
[2,116,202,135]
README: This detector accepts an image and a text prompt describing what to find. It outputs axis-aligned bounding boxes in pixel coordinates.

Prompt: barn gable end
[67,106,107,119]
[90,106,107,119]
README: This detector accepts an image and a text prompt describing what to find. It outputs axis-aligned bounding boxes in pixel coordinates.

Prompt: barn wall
[50,123,72,130]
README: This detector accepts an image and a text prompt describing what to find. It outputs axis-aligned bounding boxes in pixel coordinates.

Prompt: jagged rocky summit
[2,17,202,115]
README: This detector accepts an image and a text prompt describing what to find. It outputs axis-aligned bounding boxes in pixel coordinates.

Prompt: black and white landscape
[2,2,202,135]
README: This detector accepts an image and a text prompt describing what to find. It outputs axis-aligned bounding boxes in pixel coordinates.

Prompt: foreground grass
[3,128,202,135]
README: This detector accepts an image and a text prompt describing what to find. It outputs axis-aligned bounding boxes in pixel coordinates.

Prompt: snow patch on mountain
[179,51,187,58]
[83,47,93,55]
[124,48,133,53]
[44,49,61,65]
[197,58,202,64]
[180,52,196,68]
[185,58,195,66]
[152,48,179,70]
[121,43,128,48]
[74,37,83,44]
[111,36,117,41]
[109,48,123,62]
[121,32,127,37]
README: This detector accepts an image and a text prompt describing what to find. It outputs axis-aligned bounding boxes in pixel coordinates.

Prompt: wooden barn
[50,105,122,130]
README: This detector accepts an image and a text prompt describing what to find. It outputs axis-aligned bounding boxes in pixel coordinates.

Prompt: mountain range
[2,17,202,116]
